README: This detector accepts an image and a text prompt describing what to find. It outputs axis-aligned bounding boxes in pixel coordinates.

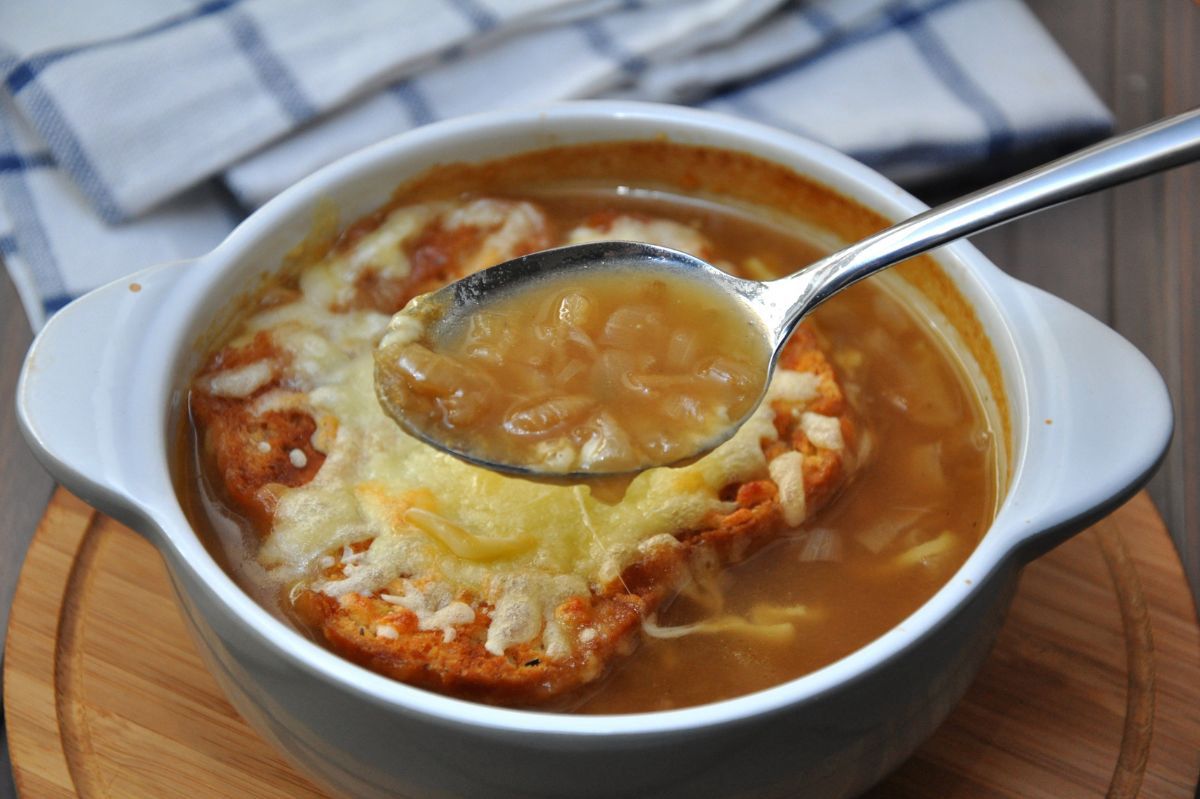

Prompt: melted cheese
[300,203,439,308]
[801,412,844,451]
[446,198,548,275]
[643,613,793,643]
[568,215,710,258]
[767,451,806,527]
[242,202,846,658]
[380,582,476,642]
[262,334,778,591]
[769,371,820,404]
[201,360,274,398]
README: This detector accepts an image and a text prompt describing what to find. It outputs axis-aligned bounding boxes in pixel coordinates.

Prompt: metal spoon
[377,108,1200,478]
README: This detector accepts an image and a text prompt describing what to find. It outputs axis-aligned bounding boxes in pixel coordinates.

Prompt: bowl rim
[153,100,1031,737]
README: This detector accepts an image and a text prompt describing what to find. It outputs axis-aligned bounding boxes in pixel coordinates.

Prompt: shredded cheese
[801,412,844,450]
[380,582,476,642]
[568,215,710,259]
[768,370,821,403]
[643,613,795,643]
[405,507,534,562]
[895,530,955,567]
[201,360,273,398]
[768,451,807,527]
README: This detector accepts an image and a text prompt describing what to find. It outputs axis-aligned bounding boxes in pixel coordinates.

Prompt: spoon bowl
[376,107,1200,478]
[374,240,775,477]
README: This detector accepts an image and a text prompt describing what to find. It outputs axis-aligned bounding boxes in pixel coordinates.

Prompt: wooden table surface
[6,489,1200,798]
[2,3,1198,798]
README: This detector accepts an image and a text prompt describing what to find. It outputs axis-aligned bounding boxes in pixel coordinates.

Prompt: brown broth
[179,185,998,713]
[577,279,995,712]
[503,190,997,712]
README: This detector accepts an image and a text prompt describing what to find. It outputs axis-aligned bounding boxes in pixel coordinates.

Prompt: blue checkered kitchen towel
[0,0,1111,329]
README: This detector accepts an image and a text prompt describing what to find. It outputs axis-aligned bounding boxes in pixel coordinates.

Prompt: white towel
[0,0,1111,328]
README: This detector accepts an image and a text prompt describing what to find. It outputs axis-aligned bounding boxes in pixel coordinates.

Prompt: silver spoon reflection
[376,108,1200,478]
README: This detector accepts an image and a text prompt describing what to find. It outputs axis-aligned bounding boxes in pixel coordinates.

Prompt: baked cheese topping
[205,200,846,658]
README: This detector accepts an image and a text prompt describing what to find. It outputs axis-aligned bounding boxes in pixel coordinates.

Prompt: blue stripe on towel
[16,81,127,223]
[225,9,317,124]
[447,0,500,34]
[848,118,1112,172]
[576,18,648,77]
[888,0,1014,157]
[2,0,244,94]
[0,1,249,223]
[42,293,74,315]
[710,0,1014,165]
[390,79,437,127]
[799,2,841,37]
[722,0,969,95]
[0,115,68,299]
[850,138,992,167]
[0,234,17,255]
[0,151,55,172]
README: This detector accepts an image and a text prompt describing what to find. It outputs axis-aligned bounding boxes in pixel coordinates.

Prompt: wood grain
[4,492,326,799]
[0,267,56,799]
[4,489,1199,799]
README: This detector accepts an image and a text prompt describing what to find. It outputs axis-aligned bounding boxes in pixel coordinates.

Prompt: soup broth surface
[181,184,997,713]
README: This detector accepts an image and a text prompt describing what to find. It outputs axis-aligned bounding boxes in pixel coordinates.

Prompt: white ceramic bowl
[18,102,1172,799]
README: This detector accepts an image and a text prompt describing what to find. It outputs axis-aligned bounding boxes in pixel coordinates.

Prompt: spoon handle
[767,107,1200,341]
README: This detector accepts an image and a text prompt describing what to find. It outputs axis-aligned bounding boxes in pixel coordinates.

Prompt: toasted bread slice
[189,199,856,708]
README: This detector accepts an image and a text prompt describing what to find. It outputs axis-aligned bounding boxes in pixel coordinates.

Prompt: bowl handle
[16,261,194,539]
[999,282,1173,560]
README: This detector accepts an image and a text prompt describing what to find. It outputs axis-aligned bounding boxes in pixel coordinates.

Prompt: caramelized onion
[602,305,665,350]
[797,528,843,563]
[701,356,755,388]
[391,344,475,396]
[556,292,595,327]
[579,412,635,469]
[665,329,699,371]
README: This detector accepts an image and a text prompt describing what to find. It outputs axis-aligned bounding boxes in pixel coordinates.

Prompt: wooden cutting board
[5,489,1200,798]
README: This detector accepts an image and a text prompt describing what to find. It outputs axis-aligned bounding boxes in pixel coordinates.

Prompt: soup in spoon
[375,266,772,476]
